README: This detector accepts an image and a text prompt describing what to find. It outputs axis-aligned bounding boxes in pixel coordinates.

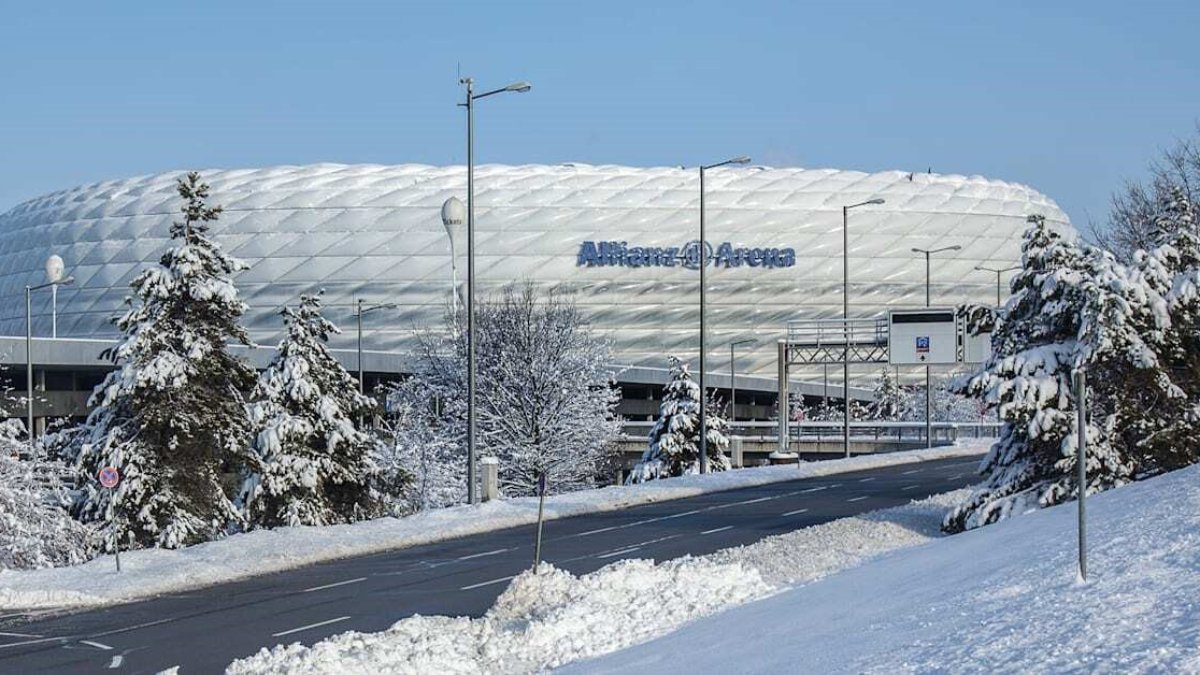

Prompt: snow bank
[0,443,984,610]
[574,463,1200,674]
[227,491,966,674]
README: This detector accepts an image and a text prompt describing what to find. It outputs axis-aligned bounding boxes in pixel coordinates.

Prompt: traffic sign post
[98,466,122,572]
[532,470,547,572]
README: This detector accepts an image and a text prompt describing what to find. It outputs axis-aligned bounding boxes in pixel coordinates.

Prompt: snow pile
[0,443,983,610]
[228,491,967,674]
[228,559,770,675]
[573,463,1200,674]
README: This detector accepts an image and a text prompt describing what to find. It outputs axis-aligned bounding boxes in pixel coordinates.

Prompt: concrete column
[731,436,744,468]
[481,456,500,502]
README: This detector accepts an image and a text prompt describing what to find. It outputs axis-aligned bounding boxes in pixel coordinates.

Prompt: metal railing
[621,419,1001,444]
[786,317,888,347]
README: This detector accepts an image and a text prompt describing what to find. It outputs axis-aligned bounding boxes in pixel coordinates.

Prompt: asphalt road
[0,454,982,674]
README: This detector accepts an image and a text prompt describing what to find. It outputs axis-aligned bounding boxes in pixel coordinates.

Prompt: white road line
[576,525,620,536]
[782,508,809,516]
[800,486,827,493]
[949,473,965,480]
[701,525,734,535]
[302,577,367,593]
[272,616,351,638]
[456,548,508,561]
[737,496,774,505]
[460,575,516,591]
[596,546,642,560]
[902,469,921,475]
[108,655,124,669]
[903,485,920,491]
[847,496,868,503]
[828,483,843,489]
[0,631,42,638]
[0,636,64,650]
[858,477,875,483]
[80,640,113,650]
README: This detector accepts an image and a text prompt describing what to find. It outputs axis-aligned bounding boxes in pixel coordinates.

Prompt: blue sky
[1,1,1197,231]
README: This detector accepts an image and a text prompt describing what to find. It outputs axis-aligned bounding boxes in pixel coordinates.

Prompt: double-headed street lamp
[728,338,757,427]
[459,77,531,504]
[27,259,74,442]
[841,199,885,458]
[911,245,962,448]
[698,156,751,474]
[974,265,1021,307]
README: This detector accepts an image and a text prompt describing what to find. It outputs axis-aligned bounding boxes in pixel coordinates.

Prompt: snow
[0,443,985,610]
[574,462,1200,674]
[226,489,967,674]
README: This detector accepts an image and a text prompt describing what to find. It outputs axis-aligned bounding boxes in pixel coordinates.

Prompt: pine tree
[67,172,257,549]
[631,356,730,481]
[869,367,904,420]
[242,292,381,528]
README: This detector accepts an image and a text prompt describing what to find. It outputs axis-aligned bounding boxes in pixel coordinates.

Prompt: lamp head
[731,156,751,165]
[505,81,532,93]
[866,198,885,205]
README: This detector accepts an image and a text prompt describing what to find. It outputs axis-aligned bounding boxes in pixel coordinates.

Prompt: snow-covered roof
[0,163,1068,378]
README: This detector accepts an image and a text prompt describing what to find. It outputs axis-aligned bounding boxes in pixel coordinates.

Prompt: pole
[533,470,546,571]
[51,284,57,340]
[1075,369,1087,582]
[842,206,850,459]
[465,79,478,505]
[925,251,932,449]
[729,343,736,429]
[699,166,708,474]
[356,299,364,395]
[25,286,34,444]
[995,270,1002,308]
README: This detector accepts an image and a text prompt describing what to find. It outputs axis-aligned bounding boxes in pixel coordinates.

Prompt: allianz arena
[0,163,1068,380]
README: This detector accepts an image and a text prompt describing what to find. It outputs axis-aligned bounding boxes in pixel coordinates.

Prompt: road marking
[457,548,508,561]
[701,525,734,535]
[0,636,65,650]
[302,577,367,593]
[902,469,921,475]
[80,640,113,650]
[800,486,827,493]
[596,546,642,559]
[858,477,875,483]
[0,631,42,638]
[460,575,516,591]
[737,496,773,505]
[847,496,868,503]
[903,485,920,491]
[949,473,965,480]
[828,483,843,489]
[108,655,124,669]
[272,616,351,638]
[782,508,809,516]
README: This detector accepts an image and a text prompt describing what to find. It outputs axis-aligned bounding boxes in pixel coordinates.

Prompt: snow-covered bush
[242,292,384,528]
[64,172,257,549]
[376,377,460,513]
[630,356,730,481]
[0,420,95,569]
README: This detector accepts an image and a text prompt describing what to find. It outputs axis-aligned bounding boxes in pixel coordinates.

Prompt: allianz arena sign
[576,240,797,270]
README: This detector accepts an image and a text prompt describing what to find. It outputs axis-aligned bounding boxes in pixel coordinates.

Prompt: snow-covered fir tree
[869,367,904,420]
[66,172,257,549]
[0,419,95,569]
[630,356,730,481]
[242,292,382,528]
[399,284,622,498]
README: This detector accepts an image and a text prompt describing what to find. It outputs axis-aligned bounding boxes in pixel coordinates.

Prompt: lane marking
[596,546,642,560]
[80,640,113,650]
[949,473,965,480]
[302,577,367,593]
[0,631,43,638]
[828,483,843,489]
[108,655,124,669]
[858,477,875,483]
[272,616,351,638]
[460,575,516,591]
[701,525,734,535]
[737,496,774,505]
[782,508,809,517]
[456,548,508,561]
[902,469,921,475]
[800,486,827,494]
[0,636,65,650]
[903,485,920,491]
[847,496,868,503]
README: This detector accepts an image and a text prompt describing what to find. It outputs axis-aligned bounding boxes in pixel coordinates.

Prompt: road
[0,455,982,674]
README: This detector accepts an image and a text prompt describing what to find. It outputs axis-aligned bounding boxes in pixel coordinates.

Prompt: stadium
[0,163,1068,426]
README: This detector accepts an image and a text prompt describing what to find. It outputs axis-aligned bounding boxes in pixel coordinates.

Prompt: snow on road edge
[226,491,967,674]
[0,443,985,611]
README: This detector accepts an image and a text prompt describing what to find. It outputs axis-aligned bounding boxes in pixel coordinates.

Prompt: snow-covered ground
[0,443,984,611]
[572,463,1200,674]
[227,491,966,674]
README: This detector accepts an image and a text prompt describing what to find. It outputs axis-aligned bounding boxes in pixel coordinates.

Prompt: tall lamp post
[441,197,466,315]
[842,199,885,458]
[459,77,531,504]
[911,245,962,448]
[27,262,74,443]
[728,338,756,428]
[355,299,399,395]
[974,265,1021,307]
[698,156,750,474]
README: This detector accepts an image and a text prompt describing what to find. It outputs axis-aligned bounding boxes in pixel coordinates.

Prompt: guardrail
[620,419,1001,444]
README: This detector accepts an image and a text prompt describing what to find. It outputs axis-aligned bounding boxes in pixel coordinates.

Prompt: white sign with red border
[98,466,120,489]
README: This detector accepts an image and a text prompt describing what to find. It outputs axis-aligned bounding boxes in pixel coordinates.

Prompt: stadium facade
[0,163,1068,425]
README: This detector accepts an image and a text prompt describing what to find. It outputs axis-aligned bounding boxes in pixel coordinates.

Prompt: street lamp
[728,339,756,428]
[459,76,531,504]
[26,266,75,443]
[911,245,962,448]
[698,155,751,474]
[441,197,466,316]
[841,198,885,458]
[974,265,1021,307]
[355,299,399,396]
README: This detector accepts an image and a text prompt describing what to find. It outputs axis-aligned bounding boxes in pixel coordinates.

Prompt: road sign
[98,466,120,489]
[888,309,957,365]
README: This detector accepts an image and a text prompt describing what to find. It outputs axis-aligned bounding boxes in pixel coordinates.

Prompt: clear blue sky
[2,1,1197,231]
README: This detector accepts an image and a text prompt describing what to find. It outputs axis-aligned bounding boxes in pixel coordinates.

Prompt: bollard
[481,456,500,502]
[731,437,744,469]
